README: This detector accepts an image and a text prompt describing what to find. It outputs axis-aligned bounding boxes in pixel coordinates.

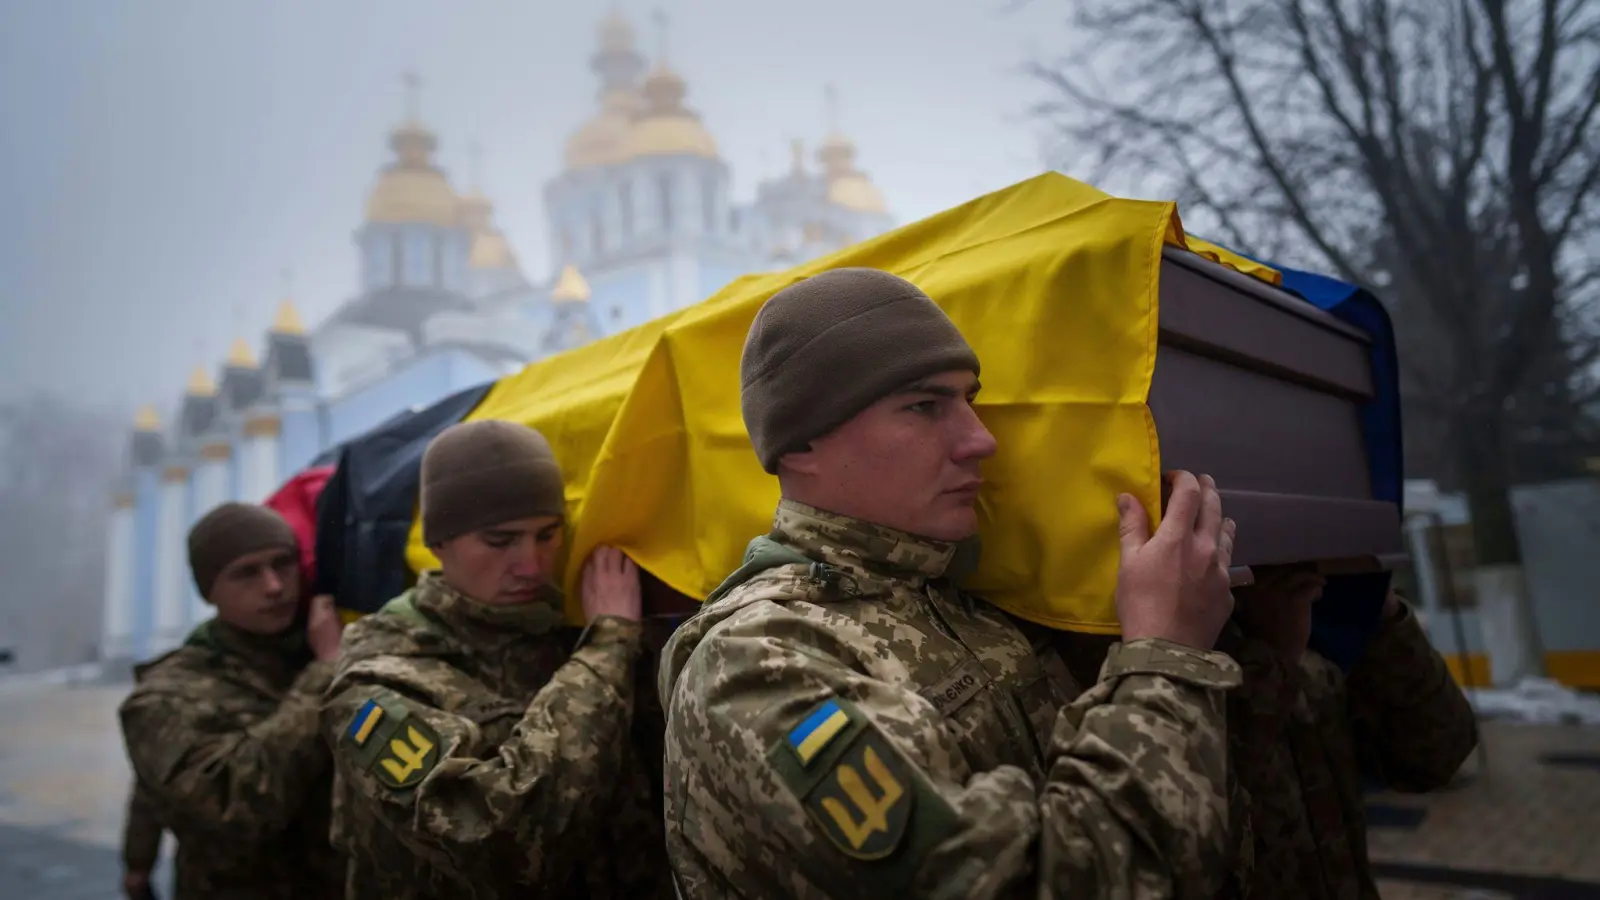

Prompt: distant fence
[1405,477,1600,689]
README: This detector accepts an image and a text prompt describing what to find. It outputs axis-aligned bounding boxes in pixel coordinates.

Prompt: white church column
[100,493,135,662]
[188,443,231,621]
[151,464,191,652]
[240,414,281,503]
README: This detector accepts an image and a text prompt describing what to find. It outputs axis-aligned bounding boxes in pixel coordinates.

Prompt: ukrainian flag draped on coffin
[399,172,1282,634]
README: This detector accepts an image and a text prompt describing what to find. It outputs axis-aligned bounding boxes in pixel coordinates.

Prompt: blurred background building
[98,11,896,664]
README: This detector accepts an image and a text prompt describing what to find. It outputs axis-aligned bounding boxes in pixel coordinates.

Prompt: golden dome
[469,230,517,270]
[621,65,718,160]
[134,404,161,432]
[227,336,258,369]
[827,174,887,214]
[455,186,518,271]
[271,298,306,335]
[816,127,885,214]
[552,263,591,303]
[565,88,642,170]
[365,120,459,227]
[186,366,216,397]
[366,165,458,227]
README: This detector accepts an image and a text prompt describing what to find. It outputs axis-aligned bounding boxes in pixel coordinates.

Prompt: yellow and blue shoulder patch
[346,699,386,747]
[788,699,852,766]
[767,696,955,872]
[341,693,442,791]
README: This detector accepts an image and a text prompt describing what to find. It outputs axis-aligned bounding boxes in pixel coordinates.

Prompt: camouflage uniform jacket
[118,619,344,900]
[658,500,1245,900]
[322,572,672,900]
[121,782,165,872]
[1221,598,1478,899]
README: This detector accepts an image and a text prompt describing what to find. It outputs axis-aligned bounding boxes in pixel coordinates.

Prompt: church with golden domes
[98,10,895,663]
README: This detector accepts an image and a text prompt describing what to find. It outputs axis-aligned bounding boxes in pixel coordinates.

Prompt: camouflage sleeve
[1042,639,1245,897]
[666,607,1241,900]
[323,616,641,887]
[1343,596,1479,791]
[121,783,164,871]
[118,660,335,843]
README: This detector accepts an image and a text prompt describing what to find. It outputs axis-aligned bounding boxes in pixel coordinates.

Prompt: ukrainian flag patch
[347,699,386,747]
[788,699,851,766]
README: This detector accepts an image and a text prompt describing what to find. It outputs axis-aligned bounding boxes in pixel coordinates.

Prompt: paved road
[0,678,172,899]
[1371,716,1600,898]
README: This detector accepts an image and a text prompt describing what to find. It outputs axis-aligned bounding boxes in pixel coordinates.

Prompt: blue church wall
[280,403,323,478]
[545,157,731,269]
[130,468,161,659]
[183,467,201,628]
[360,227,395,293]
[227,448,242,502]
[591,268,655,334]
[440,230,470,294]
[403,228,437,288]
[545,169,610,268]
[326,349,500,446]
[359,223,471,294]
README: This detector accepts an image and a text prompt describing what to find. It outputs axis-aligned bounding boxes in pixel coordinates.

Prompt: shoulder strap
[704,535,815,604]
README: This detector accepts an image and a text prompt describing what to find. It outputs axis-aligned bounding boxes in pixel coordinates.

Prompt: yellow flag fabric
[407,172,1281,633]
[1184,235,1283,286]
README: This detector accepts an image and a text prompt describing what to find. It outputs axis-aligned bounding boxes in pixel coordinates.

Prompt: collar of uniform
[773,499,956,586]
[413,570,566,638]
[206,617,311,679]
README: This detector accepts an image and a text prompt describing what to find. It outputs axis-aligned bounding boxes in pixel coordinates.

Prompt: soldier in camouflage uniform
[120,783,163,900]
[322,420,672,900]
[660,267,1249,899]
[1220,568,1478,899]
[119,502,347,900]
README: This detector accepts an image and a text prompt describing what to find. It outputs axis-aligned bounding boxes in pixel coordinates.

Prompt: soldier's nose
[509,560,545,580]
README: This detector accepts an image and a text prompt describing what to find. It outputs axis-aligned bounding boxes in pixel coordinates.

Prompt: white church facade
[100,11,895,664]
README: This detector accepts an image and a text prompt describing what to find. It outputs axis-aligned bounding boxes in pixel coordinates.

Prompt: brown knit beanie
[188,502,298,599]
[740,267,980,473]
[421,420,567,546]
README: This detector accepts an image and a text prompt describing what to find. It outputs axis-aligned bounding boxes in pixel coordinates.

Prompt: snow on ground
[1468,677,1600,726]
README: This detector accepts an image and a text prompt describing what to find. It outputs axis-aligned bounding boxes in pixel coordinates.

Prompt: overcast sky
[0,0,1074,417]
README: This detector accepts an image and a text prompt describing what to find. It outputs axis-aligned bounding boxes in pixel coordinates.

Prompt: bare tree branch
[1025,0,1600,563]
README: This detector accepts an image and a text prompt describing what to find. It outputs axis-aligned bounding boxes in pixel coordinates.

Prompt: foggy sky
[0,0,1067,420]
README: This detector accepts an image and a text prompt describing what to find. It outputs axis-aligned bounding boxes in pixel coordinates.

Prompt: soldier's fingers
[596,545,627,574]
[1117,493,1152,558]
[1196,474,1223,538]
[1156,471,1202,536]
[1216,517,1237,568]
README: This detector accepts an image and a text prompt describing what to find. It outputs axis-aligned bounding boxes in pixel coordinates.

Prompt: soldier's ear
[777,444,821,477]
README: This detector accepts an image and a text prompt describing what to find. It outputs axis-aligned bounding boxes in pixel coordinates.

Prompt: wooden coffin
[1151,247,1406,572]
